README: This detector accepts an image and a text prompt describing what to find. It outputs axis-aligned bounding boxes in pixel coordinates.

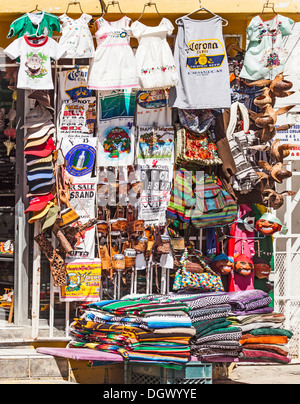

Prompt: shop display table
[36,347,124,363]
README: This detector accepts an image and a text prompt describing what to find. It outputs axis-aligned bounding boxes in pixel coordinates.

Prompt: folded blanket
[228,290,272,312]
[242,343,289,357]
[196,319,233,337]
[169,292,231,310]
[240,334,289,345]
[233,322,281,333]
[194,328,242,344]
[249,328,293,339]
[230,306,274,316]
[190,305,232,323]
[227,313,285,325]
[240,349,291,364]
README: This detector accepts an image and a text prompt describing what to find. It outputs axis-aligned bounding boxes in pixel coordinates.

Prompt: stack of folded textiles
[166,291,243,362]
[227,290,293,364]
[68,298,195,367]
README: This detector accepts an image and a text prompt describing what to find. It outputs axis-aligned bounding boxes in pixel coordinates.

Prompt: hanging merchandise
[173,249,224,292]
[60,258,101,302]
[57,97,96,140]
[234,254,254,277]
[175,126,222,166]
[87,16,139,90]
[239,11,294,81]
[67,178,97,259]
[170,6,231,109]
[7,9,61,39]
[98,89,136,123]
[98,120,135,167]
[4,36,66,90]
[135,89,172,126]
[138,162,173,226]
[58,67,93,102]
[226,102,261,194]
[62,136,97,179]
[137,125,174,164]
[190,174,238,229]
[255,212,288,235]
[58,13,95,59]
[210,253,234,276]
[131,17,179,90]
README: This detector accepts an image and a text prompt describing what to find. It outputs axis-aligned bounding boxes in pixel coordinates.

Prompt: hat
[25,132,51,149]
[29,177,55,192]
[27,183,55,197]
[24,137,56,157]
[28,90,54,113]
[27,161,54,173]
[234,254,254,264]
[42,205,61,232]
[26,153,53,167]
[27,170,54,183]
[28,201,54,224]
[21,105,53,129]
[211,253,234,263]
[24,193,55,213]
[24,122,55,141]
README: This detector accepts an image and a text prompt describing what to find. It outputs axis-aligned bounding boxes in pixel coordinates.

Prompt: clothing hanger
[29,5,42,13]
[260,1,277,16]
[103,1,126,17]
[175,0,228,26]
[136,2,163,22]
[65,1,84,14]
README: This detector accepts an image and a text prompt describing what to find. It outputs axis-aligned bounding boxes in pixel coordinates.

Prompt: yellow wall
[0,0,300,48]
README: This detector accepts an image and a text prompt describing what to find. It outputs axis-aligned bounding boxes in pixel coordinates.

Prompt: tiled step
[0,348,70,381]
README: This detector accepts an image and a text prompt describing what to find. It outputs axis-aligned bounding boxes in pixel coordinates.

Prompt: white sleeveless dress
[87,16,139,90]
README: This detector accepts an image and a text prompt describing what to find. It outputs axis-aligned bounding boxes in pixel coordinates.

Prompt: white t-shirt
[4,36,66,90]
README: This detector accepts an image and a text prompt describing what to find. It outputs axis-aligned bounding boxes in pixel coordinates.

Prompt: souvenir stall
[1,0,299,380]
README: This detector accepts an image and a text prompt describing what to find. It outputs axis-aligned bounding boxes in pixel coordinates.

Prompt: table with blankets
[68,289,293,367]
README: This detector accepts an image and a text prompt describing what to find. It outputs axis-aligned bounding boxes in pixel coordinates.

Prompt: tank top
[169,15,231,109]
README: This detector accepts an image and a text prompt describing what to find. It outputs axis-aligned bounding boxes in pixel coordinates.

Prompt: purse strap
[227,101,250,138]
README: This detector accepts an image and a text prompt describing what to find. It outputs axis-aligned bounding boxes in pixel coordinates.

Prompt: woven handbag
[176,126,222,166]
[173,250,224,292]
[190,174,238,229]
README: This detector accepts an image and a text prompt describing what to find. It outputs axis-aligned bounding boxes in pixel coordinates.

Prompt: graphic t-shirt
[4,36,66,90]
[7,12,61,38]
[169,16,231,109]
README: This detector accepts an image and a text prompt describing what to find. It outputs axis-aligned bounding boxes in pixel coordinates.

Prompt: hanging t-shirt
[169,15,231,109]
[58,13,95,59]
[98,89,136,123]
[240,14,294,81]
[138,162,173,226]
[7,11,61,38]
[137,126,174,164]
[4,36,66,90]
[62,136,97,179]
[67,178,97,259]
[57,97,96,140]
[135,89,172,126]
[58,67,93,103]
[98,119,135,167]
